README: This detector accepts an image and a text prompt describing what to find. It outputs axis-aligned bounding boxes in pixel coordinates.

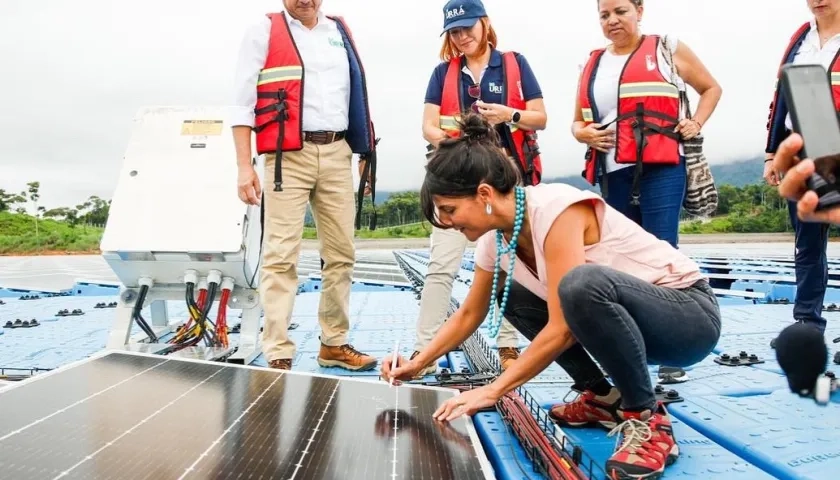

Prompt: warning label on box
[181,120,223,136]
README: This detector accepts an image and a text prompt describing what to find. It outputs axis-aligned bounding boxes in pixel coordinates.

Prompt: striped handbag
[661,35,718,217]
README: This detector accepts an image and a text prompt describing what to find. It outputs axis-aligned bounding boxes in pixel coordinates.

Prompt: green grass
[3,210,785,255]
[679,216,736,234]
[0,212,431,255]
[0,211,103,255]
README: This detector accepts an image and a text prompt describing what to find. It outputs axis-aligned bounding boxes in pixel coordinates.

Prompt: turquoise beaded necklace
[487,185,526,338]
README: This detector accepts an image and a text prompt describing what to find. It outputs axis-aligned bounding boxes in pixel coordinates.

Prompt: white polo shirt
[230,10,351,132]
[784,18,840,130]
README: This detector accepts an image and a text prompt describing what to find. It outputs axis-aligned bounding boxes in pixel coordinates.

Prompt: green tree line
[0,182,111,227]
[3,179,838,255]
[679,182,829,234]
[305,191,424,229]
[0,181,109,254]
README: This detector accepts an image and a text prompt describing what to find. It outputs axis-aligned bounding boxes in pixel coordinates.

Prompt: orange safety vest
[439,52,543,186]
[766,21,840,154]
[578,35,681,201]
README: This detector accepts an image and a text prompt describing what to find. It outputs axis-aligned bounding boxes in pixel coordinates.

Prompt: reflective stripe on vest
[439,115,459,132]
[618,81,679,99]
[257,66,303,86]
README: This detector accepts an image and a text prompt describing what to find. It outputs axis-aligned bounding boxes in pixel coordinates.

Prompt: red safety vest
[253,12,363,155]
[254,12,304,154]
[766,22,840,136]
[578,35,681,186]
[439,52,543,186]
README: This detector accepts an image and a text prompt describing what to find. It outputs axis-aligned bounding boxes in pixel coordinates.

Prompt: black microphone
[775,322,833,403]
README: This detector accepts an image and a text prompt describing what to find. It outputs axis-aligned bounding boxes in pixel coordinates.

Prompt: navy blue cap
[441,0,487,35]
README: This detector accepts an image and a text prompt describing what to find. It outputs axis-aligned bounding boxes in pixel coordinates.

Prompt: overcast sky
[0,0,815,211]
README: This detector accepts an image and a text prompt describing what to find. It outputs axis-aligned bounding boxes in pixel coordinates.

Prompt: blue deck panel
[0,295,139,369]
[3,252,840,479]
[670,391,840,480]
[472,410,559,480]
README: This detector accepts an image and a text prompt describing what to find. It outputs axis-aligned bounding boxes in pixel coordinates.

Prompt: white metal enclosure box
[99,106,263,289]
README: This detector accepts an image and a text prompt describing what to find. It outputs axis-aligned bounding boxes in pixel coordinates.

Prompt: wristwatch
[510,110,521,124]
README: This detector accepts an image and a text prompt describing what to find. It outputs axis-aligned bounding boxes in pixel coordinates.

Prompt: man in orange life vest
[232,0,377,371]
[765,0,840,346]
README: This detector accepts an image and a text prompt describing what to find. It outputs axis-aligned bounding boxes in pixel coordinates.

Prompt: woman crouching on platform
[381,113,721,479]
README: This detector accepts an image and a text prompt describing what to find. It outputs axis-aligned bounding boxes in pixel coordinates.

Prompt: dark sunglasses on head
[468,83,481,113]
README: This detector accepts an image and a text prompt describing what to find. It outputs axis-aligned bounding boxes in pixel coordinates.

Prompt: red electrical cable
[197,288,207,310]
[216,288,231,348]
[442,384,590,479]
[186,289,207,331]
[171,287,208,345]
[497,392,588,480]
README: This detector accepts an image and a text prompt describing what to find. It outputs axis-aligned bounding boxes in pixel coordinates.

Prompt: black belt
[304,130,346,144]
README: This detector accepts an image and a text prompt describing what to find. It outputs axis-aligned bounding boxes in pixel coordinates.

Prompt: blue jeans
[501,265,721,411]
[601,158,686,249]
[787,200,830,332]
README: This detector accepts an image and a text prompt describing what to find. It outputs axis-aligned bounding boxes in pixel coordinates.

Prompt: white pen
[389,339,400,386]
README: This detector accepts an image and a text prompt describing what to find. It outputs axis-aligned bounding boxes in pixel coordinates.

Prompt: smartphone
[780,63,840,210]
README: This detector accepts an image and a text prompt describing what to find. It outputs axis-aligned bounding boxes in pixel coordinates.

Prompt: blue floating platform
[670,390,840,479]
[3,251,840,479]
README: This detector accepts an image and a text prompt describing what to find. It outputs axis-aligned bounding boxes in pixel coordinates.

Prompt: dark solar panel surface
[0,351,491,480]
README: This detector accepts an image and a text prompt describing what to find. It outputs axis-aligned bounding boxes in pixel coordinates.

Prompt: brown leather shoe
[410,350,437,378]
[498,347,519,371]
[318,344,377,371]
[268,358,292,370]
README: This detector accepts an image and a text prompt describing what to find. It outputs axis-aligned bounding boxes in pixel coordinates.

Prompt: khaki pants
[414,226,520,351]
[259,140,355,361]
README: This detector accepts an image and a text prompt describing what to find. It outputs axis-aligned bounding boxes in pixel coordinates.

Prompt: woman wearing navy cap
[409,0,548,377]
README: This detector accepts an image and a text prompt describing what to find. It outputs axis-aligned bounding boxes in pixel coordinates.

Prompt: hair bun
[460,113,493,141]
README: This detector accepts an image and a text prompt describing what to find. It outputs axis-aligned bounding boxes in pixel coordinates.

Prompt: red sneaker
[605,402,679,479]
[548,387,622,429]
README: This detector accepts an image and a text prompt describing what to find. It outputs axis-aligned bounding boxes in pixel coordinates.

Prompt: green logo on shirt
[328,37,345,48]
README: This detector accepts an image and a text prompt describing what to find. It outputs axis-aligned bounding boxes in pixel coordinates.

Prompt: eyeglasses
[468,83,481,113]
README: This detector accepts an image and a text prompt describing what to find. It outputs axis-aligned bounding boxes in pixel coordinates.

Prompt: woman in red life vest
[572,0,721,249]
[410,0,548,376]
[572,0,721,391]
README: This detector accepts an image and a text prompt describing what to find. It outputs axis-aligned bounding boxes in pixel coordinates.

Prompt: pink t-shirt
[474,183,706,300]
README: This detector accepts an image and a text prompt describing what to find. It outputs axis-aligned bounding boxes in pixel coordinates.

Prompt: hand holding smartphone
[779,63,840,211]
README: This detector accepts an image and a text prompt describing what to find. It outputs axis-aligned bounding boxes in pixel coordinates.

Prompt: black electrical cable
[199,282,220,346]
[169,282,218,350]
[181,282,201,347]
[182,281,221,348]
[133,284,158,342]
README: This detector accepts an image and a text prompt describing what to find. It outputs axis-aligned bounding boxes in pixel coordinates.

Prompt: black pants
[787,200,829,332]
[500,264,721,410]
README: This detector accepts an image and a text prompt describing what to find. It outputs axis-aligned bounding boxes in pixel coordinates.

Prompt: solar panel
[0,350,494,480]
